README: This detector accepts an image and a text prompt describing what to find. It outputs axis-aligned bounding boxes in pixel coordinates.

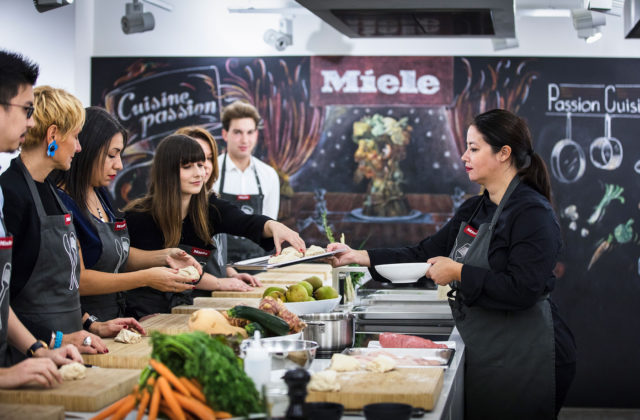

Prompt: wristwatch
[26,340,48,357]
[83,315,99,331]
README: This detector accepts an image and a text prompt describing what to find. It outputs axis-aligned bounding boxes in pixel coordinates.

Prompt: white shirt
[212,154,280,220]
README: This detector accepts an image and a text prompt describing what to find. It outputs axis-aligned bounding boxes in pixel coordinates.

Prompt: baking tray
[351,304,453,320]
[341,346,455,368]
[228,249,342,270]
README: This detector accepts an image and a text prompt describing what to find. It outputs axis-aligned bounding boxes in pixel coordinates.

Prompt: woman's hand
[263,220,306,255]
[35,344,83,365]
[90,318,146,338]
[426,256,462,286]
[0,358,62,389]
[62,331,107,354]
[227,267,262,287]
[215,277,254,292]
[143,267,197,293]
[165,248,203,276]
[326,243,370,267]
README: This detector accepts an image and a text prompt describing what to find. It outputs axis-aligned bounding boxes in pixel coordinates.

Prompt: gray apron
[448,177,555,420]
[219,154,267,262]
[80,191,130,320]
[0,216,13,367]
[11,159,82,361]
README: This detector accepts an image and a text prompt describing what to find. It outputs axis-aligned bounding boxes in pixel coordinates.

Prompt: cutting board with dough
[0,367,139,412]
[0,403,65,419]
[306,368,444,410]
[83,337,152,369]
[210,285,273,298]
[140,313,190,334]
[172,297,260,314]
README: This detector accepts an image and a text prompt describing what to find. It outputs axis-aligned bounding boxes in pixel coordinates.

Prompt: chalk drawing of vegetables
[588,218,635,270]
[588,184,624,225]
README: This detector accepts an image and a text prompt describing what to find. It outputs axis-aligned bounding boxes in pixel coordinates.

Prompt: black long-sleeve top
[368,182,576,365]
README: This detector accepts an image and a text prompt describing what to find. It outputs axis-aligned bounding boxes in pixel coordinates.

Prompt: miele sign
[310,56,453,106]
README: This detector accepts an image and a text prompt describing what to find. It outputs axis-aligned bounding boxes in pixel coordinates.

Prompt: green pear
[263,286,286,298]
[314,285,339,300]
[298,280,313,296]
[285,284,309,302]
[304,276,323,291]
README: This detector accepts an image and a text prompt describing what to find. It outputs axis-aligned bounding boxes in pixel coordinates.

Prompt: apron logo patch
[463,225,478,237]
[455,243,470,260]
[237,195,250,200]
[191,247,211,257]
[114,221,127,231]
[64,214,72,225]
[0,237,13,249]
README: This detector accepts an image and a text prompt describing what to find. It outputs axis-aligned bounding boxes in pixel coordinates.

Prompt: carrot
[90,394,132,420]
[159,402,181,420]
[174,393,216,420]
[149,358,191,397]
[148,380,162,420]
[189,377,203,391]
[111,394,137,420]
[214,411,233,419]
[135,388,151,420]
[157,375,186,420]
[179,377,206,403]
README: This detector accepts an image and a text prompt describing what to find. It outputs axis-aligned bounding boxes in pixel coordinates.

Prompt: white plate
[374,262,432,283]
[283,296,341,315]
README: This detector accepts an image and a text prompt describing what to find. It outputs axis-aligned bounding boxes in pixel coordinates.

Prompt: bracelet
[54,331,63,349]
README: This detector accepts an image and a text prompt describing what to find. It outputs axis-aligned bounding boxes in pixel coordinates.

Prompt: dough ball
[178,266,200,280]
[329,353,361,372]
[308,369,340,392]
[365,354,396,373]
[304,245,326,257]
[59,362,86,380]
[268,253,299,264]
[114,328,142,344]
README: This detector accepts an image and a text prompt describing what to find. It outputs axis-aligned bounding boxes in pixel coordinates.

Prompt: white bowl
[374,262,432,284]
[284,296,341,315]
[262,331,302,341]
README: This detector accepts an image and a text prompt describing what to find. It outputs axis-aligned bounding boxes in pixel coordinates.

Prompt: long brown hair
[123,135,211,247]
[174,126,219,192]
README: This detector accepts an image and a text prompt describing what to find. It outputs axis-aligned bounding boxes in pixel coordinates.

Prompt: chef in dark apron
[0,212,13,367]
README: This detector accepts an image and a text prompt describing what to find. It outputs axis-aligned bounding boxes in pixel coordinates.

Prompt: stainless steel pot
[301,311,354,352]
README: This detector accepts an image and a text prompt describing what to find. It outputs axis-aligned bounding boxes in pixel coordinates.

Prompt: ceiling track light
[492,37,519,51]
[121,0,174,35]
[33,0,74,13]
[264,17,293,51]
[587,0,624,16]
[571,8,606,43]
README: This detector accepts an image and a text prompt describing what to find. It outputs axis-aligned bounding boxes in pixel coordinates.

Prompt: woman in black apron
[123,134,305,319]
[52,108,200,327]
[328,109,576,419]
[175,126,262,293]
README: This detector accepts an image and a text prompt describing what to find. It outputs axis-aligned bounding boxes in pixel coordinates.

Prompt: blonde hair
[23,85,85,149]
[174,126,219,192]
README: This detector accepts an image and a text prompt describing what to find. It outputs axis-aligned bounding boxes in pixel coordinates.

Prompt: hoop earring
[47,138,58,157]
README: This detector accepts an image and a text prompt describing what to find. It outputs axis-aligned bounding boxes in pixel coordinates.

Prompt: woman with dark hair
[53,107,202,324]
[123,134,305,318]
[328,109,576,419]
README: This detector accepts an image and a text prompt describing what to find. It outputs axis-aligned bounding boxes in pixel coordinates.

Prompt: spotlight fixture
[587,0,624,16]
[264,18,293,51]
[121,0,173,35]
[572,9,606,43]
[492,37,519,51]
[33,0,74,13]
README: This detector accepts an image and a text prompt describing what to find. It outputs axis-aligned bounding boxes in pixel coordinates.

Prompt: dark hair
[124,135,211,247]
[473,109,552,202]
[174,125,219,192]
[53,107,128,220]
[0,50,39,107]
[221,100,261,131]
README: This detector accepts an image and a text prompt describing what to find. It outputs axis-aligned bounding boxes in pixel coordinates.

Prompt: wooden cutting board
[211,285,272,298]
[0,403,65,419]
[83,337,152,369]
[255,271,321,284]
[306,368,444,410]
[172,297,260,314]
[140,313,190,334]
[269,263,332,280]
[0,367,139,412]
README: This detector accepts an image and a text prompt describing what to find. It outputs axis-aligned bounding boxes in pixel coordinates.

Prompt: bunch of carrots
[91,359,232,420]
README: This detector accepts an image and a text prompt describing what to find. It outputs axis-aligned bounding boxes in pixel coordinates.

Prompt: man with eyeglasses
[0,49,82,389]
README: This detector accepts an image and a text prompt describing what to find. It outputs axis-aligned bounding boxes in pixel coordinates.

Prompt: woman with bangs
[174,126,261,293]
[123,134,305,318]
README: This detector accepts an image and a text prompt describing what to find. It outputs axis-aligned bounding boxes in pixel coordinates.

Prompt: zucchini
[245,322,267,338]
[227,306,290,336]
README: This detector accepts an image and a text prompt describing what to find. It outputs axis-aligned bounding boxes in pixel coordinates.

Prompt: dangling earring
[47,138,58,157]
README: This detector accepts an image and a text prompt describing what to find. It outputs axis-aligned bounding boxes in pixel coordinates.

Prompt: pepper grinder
[283,368,310,419]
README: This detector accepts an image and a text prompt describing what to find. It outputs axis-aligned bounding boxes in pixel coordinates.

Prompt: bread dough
[304,245,325,257]
[114,328,142,344]
[59,362,86,380]
[365,354,396,373]
[268,253,299,264]
[329,353,361,372]
[178,266,200,280]
[308,369,340,392]
[281,246,304,258]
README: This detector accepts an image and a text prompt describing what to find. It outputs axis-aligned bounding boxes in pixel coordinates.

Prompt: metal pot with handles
[300,311,354,352]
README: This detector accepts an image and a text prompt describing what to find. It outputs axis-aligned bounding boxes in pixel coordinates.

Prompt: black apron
[0,214,13,367]
[80,191,130,320]
[448,177,555,420]
[10,159,82,362]
[219,154,267,262]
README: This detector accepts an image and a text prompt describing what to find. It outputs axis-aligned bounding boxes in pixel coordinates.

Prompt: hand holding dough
[178,266,200,280]
[114,328,142,344]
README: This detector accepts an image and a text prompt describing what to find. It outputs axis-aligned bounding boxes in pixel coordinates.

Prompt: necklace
[89,191,106,222]
[96,207,106,222]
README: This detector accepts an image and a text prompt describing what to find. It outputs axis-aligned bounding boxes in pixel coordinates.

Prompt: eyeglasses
[0,102,35,119]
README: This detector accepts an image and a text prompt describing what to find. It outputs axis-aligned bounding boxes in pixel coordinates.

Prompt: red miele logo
[64,214,72,225]
[464,225,478,238]
[236,195,250,201]
[191,247,210,257]
[114,221,127,231]
[0,237,13,249]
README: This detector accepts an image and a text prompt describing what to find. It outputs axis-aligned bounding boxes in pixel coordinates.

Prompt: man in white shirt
[213,101,280,262]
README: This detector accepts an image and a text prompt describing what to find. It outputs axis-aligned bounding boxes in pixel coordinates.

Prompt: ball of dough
[178,266,200,280]
[59,362,87,380]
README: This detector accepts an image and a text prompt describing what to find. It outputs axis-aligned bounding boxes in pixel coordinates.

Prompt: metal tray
[351,304,453,320]
[228,249,342,270]
[341,346,455,368]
